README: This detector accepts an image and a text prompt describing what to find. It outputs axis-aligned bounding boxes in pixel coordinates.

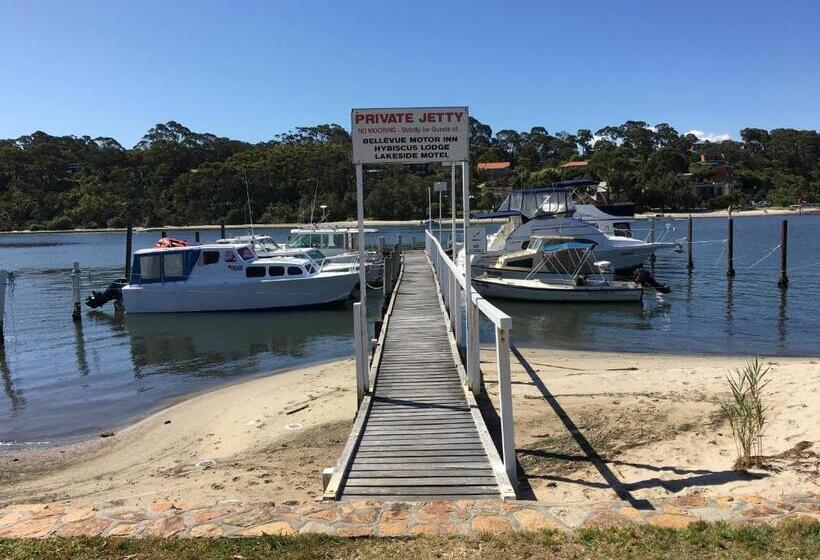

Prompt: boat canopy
[538,241,595,254]
[476,187,576,220]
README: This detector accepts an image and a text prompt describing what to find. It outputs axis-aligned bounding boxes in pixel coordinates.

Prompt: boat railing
[424,230,516,484]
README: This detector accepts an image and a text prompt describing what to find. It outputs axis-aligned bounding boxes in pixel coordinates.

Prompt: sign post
[434,181,447,243]
[351,107,470,401]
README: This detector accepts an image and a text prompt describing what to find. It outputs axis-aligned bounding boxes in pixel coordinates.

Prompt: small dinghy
[472,275,643,302]
[472,240,643,303]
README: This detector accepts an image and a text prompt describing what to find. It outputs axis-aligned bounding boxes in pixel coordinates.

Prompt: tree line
[0,119,817,231]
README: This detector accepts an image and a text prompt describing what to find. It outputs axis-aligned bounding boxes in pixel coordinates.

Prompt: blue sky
[2,0,818,147]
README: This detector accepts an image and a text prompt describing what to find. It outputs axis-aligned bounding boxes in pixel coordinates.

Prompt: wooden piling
[195,231,200,243]
[727,217,735,277]
[649,217,656,267]
[161,230,167,238]
[397,234,402,253]
[778,219,788,288]
[687,215,694,270]
[124,225,133,282]
[378,236,385,255]
[220,219,226,239]
[411,236,416,249]
[0,270,7,343]
[71,262,82,322]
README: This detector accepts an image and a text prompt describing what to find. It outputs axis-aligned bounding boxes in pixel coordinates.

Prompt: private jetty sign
[351,107,469,164]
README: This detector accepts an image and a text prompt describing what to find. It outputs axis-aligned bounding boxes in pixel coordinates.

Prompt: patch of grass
[0,520,817,559]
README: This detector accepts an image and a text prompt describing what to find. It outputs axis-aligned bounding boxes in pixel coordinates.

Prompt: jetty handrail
[424,230,516,485]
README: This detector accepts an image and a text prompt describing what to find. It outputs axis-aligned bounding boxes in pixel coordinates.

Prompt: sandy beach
[1,349,817,509]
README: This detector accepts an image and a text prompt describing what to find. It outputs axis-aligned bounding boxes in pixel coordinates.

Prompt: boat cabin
[288,227,376,254]
[492,237,601,276]
[129,244,318,285]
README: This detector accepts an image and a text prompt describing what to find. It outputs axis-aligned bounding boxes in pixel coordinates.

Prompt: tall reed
[720,357,770,469]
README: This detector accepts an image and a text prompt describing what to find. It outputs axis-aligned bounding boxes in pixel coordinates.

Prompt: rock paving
[0,493,817,538]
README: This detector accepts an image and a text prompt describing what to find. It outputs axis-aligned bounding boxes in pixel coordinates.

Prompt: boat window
[305,264,315,274]
[245,266,265,278]
[306,249,325,261]
[200,251,220,266]
[614,222,632,237]
[509,257,533,269]
[290,233,321,248]
[521,241,529,250]
[164,252,185,279]
[139,254,161,282]
[237,247,256,261]
[287,266,303,276]
[268,266,285,277]
[224,250,237,262]
[334,234,346,248]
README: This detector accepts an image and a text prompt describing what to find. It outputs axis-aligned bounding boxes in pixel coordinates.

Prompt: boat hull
[473,277,643,302]
[122,272,359,313]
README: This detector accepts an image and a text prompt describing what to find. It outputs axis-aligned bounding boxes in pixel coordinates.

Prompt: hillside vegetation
[1,119,818,231]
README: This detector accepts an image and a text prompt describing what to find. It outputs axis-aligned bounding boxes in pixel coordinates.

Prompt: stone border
[1,493,817,538]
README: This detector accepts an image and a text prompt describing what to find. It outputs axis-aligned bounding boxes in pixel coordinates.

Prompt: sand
[0,359,357,508]
[481,347,819,504]
[1,349,817,509]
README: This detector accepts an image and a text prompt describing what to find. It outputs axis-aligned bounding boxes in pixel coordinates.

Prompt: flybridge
[354,110,466,125]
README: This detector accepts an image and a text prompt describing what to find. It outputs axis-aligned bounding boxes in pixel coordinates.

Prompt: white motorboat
[119,241,359,313]
[286,227,384,284]
[469,185,680,275]
[217,233,383,284]
[472,239,643,303]
[473,276,643,302]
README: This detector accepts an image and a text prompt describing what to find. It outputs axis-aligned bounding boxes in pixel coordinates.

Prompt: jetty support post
[397,234,402,254]
[0,270,7,343]
[195,231,200,243]
[495,318,516,485]
[378,236,385,255]
[649,216,656,268]
[71,262,82,322]
[354,164,369,400]
[124,225,133,282]
[219,219,226,239]
[727,215,736,277]
[778,219,789,288]
[462,161,480,394]
[353,301,365,407]
[451,163,457,252]
[687,215,694,270]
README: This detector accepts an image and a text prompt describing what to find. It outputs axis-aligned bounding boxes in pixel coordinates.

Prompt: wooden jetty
[324,249,516,501]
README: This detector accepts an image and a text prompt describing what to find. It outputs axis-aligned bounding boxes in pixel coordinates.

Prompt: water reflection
[124,307,354,378]
[0,346,24,411]
[72,321,90,376]
[777,287,788,349]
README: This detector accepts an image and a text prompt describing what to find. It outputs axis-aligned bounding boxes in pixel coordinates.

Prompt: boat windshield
[290,233,321,248]
[254,237,280,252]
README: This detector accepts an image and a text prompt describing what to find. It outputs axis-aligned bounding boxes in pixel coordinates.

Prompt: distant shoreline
[1,206,817,235]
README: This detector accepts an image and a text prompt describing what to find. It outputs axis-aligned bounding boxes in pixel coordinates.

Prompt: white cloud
[686,129,732,143]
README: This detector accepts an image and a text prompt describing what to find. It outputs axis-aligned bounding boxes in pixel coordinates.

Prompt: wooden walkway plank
[328,251,513,501]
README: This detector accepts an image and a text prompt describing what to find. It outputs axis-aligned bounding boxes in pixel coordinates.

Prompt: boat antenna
[309,178,319,227]
[243,172,255,238]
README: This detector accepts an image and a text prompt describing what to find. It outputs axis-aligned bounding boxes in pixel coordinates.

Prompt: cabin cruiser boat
[217,232,383,284]
[286,227,384,284]
[468,185,680,275]
[118,242,359,313]
[472,239,643,303]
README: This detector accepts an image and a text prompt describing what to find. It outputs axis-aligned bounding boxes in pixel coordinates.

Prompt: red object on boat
[154,237,188,248]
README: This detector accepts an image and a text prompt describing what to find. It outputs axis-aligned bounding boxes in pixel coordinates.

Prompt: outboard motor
[85,278,126,309]
[633,268,671,294]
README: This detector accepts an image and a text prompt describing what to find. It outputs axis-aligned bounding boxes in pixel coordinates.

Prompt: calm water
[1,216,819,445]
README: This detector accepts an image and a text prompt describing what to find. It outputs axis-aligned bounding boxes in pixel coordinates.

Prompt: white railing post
[452,276,461,344]
[353,301,365,407]
[496,319,516,485]
[469,297,480,390]
[0,270,7,342]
